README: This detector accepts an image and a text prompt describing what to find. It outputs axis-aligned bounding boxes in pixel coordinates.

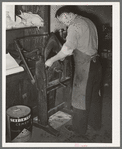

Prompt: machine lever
[59,81,66,87]
[14,40,35,85]
[53,67,66,88]
[53,67,62,73]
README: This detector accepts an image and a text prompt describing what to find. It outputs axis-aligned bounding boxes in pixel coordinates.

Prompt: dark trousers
[72,57,102,135]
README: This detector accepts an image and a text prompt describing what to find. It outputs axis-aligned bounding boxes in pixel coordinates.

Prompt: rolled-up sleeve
[65,25,79,49]
[61,44,74,55]
[61,25,79,55]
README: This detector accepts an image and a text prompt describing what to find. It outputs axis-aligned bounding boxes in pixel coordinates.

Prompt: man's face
[57,13,72,26]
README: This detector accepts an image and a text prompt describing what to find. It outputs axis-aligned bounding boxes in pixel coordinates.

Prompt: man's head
[55,6,78,26]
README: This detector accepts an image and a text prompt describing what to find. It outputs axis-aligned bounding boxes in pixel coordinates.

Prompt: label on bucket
[10,114,31,122]
[9,114,32,142]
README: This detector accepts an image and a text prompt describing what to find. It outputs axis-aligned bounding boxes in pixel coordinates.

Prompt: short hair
[55,6,79,18]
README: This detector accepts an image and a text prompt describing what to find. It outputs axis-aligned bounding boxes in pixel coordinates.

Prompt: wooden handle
[14,40,35,85]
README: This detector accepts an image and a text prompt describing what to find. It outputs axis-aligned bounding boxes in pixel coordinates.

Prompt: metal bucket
[7,105,32,142]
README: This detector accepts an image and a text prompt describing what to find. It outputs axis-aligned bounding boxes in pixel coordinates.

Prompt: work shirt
[61,15,98,56]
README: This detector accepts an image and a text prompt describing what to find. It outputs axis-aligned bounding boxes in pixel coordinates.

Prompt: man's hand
[45,50,67,68]
[45,58,54,67]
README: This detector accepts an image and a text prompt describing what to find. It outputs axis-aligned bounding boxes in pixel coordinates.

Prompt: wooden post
[35,55,48,126]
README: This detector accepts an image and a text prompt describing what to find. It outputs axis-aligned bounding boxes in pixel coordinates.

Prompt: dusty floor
[28,67,112,143]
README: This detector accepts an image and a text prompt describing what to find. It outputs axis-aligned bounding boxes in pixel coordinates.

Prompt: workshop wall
[5,5,112,32]
[6,5,15,21]
[50,5,112,32]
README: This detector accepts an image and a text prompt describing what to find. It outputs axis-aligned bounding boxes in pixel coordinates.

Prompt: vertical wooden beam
[43,5,50,34]
[35,56,48,126]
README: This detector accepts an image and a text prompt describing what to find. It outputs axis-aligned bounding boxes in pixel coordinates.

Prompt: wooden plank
[35,56,48,126]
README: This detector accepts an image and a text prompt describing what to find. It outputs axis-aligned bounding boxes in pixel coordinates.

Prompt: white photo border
[2,2,120,147]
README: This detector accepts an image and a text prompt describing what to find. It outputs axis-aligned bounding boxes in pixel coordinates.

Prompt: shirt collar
[69,15,78,26]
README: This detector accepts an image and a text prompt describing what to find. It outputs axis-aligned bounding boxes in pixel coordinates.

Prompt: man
[45,6,102,137]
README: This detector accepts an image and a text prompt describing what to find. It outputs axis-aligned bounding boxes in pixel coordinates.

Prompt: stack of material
[6,53,24,75]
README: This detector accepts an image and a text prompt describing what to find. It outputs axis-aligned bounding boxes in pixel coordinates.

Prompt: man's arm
[45,44,73,67]
[45,50,67,67]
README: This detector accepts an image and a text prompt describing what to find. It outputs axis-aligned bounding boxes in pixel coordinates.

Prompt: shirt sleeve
[61,44,74,55]
[64,25,79,50]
